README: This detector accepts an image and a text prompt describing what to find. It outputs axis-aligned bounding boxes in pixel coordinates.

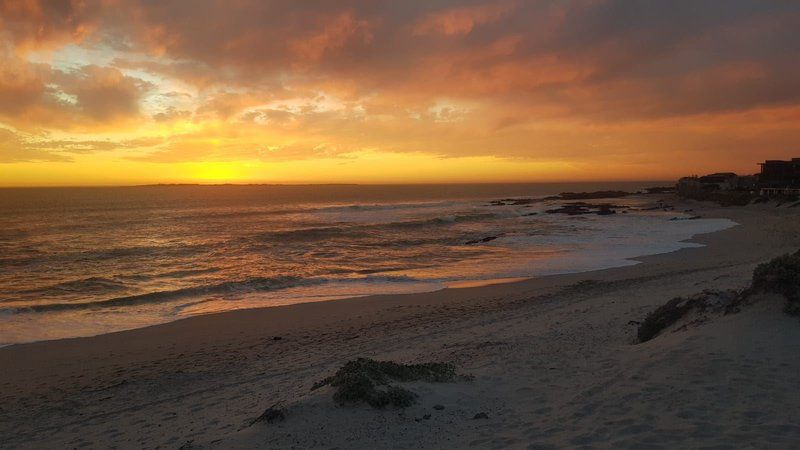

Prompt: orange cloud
[59,65,152,120]
[288,11,374,64]
[1,0,800,185]
[0,0,98,51]
[413,1,516,36]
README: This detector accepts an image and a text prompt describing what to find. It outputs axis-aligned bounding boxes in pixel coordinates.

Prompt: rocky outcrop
[487,190,632,207]
[465,236,499,245]
[557,190,630,200]
[545,202,628,216]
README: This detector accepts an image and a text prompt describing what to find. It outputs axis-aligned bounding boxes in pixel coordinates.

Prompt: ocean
[0,183,736,345]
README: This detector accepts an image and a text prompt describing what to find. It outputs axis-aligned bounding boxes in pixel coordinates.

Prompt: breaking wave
[5,275,307,314]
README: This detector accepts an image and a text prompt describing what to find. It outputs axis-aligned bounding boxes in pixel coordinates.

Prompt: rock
[557,190,630,200]
[545,204,592,215]
[273,336,283,341]
[669,215,701,221]
[644,186,675,194]
[433,404,445,410]
[465,236,498,245]
[473,412,489,420]
[596,205,616,215]
[488,191,630,207]
[546,202,627,216]
[488,198,539,206]
[251,404,286,425]
[641,204,671,211]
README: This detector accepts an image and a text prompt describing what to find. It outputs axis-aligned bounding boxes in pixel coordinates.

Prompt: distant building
[735,175,758,191]
[758,158,800,196]
[759,158,800,188]
[677,171,758,197]
[677,172,739,194]
[676,176,703,196]
[698,172,739,191]
[677,158,800,198]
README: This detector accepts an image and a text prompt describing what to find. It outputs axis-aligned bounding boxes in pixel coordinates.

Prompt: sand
[2,197,800,449]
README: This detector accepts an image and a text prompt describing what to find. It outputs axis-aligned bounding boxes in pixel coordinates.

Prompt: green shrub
[312,358,461,409]
[785,303,800,316]
[637,297,696,342]
[637,290,739,342]
[638,251,800,341]
[250,403,286,425]
[751,250,800,303]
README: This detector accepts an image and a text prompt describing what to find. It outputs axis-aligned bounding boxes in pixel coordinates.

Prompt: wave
[7,277,128,297]
[149,267,221,279]
[5,268,221,300]
[353,266,416,275]
[253,212,497,243]
[254,226,368,242]
[388,213,496,229]
[314,200,458,213]
[341,274,421,283]
[6,275,306,314]
[171,207,309,221]
[2,271,435,315]
[0,228,30,241]
[0,242,216,268]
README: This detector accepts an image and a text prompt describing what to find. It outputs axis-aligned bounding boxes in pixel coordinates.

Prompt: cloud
[0,128,70,162]
[152,106,191,122]
[1,0,800,175]
[0,0,99,51]
[288,10,374,64]
[0,52,49,116]
[98,0,800,120]
[55,65,153,120]
[0,125,163,163]
[0,53,152,129]
[413,1,516,36]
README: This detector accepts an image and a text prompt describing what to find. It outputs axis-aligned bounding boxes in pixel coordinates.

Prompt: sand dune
[2,198,800,448]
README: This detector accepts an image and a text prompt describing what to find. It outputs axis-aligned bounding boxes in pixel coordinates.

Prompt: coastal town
[678,157,800,198]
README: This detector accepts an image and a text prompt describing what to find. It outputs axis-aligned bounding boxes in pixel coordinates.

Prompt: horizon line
[0,180,677,189]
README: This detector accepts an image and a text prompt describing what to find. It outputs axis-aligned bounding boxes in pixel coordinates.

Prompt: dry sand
[2,197,800,449]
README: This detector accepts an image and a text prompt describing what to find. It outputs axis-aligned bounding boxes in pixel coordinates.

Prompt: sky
[1,0,799,186]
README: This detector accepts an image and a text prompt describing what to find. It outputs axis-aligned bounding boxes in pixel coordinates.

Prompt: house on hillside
[676,176,703,196]
[735,175,758,191]
[758,158,800,196]
[677,171,758,198]
[677,172,740,195]
[698,172,739,191]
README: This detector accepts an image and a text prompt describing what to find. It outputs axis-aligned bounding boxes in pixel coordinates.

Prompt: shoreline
[0,220,733,350]
[0,194,734,347]
[3,198,800,448]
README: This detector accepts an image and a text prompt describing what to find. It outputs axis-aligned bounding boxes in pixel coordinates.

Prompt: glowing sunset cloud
[1,0,799,185]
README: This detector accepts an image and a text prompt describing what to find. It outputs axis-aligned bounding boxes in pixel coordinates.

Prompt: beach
[2,197,800,448]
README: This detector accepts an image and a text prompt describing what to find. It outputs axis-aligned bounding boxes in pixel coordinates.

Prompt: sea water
[0,183,736,345]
